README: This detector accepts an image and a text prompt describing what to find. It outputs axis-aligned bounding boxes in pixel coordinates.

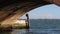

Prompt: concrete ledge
[0,19,27,31]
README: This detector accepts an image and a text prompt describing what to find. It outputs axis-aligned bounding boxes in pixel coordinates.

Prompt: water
[1,19,60,34]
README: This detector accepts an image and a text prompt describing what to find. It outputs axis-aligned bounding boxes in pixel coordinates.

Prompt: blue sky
[20,4,60,19]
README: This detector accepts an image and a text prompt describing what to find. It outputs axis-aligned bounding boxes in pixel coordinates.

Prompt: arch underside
[0,0,59,23]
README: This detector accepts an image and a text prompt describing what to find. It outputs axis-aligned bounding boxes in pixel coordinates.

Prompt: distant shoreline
[20,19,60,20]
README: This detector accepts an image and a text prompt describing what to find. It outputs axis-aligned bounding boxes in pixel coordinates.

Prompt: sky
[20,4,60,19]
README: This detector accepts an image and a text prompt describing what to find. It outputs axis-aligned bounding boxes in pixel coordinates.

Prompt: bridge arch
[0,0,60,23]
[21,4,59,19]
[0,1,51,21]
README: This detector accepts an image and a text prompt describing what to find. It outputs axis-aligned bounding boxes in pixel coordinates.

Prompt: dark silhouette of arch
[0,0,60,22]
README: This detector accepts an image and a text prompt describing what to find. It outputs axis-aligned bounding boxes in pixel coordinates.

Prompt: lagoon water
[1,19,60,34]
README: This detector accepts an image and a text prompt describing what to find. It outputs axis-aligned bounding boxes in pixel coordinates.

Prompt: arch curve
[0,0,60,22]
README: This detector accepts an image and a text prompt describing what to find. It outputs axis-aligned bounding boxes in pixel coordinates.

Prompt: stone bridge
[0,0,60,23]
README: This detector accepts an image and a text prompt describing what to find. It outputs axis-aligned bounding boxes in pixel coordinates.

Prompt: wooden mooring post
[26,13,30,29]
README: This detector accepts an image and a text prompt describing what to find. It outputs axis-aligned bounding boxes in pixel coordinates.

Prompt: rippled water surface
[1,19,60,34]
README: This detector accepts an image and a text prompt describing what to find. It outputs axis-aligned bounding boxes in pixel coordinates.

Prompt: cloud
[46,14,53,19]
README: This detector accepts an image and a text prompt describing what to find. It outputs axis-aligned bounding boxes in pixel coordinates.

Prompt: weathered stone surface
[0,19,27,29]
[52,0,60,6]
[0,0,50,22]
[45,0,60,6]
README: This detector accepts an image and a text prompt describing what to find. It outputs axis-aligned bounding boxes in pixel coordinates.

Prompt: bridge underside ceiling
[0,0,60,22]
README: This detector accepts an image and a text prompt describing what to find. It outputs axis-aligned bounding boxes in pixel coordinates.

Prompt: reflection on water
[0,31,11,34]
[11,29,29,34]
[0,29,26,34]
[0,29,60,34]
[0,29,40,34]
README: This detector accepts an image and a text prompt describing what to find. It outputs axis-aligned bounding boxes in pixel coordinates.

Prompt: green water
[0,19,60,34]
